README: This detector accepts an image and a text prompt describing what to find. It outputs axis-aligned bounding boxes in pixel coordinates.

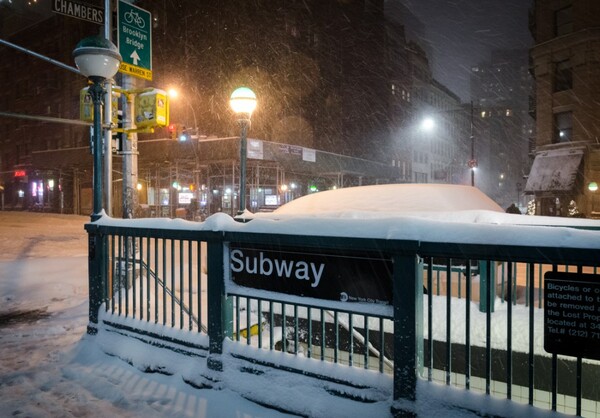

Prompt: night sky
[398,0,534,101]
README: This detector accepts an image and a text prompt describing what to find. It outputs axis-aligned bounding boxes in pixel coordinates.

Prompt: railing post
[207,237,225,371]
[392,253,421,404]
[479,260,495,313]
[87,224,106,335]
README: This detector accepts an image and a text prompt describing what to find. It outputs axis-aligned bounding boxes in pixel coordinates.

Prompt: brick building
[527,0,600,217]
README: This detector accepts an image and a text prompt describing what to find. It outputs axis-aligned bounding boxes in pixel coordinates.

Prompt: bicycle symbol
[124,10,145,29]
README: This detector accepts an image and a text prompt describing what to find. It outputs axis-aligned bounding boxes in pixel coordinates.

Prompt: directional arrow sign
[130,50,140,65]
[117,0,152,80]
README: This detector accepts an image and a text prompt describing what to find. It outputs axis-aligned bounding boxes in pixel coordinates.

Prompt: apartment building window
[554,60,572,91]
[554,111,573,143]
[554,5,573,36]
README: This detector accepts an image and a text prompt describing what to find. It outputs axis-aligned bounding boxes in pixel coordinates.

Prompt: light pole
[73,35,121,335]
[420,102,477,187]
[230,87,257,215]
[589,181,598,217]
[73,36,122,221]
[468,101,476,187]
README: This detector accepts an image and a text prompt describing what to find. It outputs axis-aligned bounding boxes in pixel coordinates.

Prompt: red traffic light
[168,124,179,139]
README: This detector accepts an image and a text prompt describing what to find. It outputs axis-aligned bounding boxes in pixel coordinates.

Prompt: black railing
[86,219,600,416]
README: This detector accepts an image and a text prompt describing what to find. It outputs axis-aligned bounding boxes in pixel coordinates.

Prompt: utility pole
[121,74,138,219]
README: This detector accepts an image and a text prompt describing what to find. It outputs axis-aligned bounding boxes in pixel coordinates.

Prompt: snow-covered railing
[85,215,600,417]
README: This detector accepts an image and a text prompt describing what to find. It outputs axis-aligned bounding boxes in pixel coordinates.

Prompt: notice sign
[229,244,392,304]
[544,271,600,360]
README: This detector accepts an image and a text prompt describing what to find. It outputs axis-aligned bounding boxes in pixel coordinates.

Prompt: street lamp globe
[421,116,435,131]
[589,182,598,192]
[230,87,257,216]
[73,35,121,82]
[230,87,257,117]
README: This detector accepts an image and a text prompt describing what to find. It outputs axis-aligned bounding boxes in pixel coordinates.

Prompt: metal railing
[85,220,600,416]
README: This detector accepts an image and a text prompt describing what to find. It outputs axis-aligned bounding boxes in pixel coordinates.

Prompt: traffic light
[168,123,177,139]
[168,123,184,140]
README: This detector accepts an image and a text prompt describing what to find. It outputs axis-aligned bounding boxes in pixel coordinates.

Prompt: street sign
[52,0,104,25]
[117,0,152,81]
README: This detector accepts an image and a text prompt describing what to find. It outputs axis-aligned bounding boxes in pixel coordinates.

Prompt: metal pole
[89,81,105,221]
[238,119,248,215]
[121,75,138,219]
[104,0,113,216]
[0,38,80,75]
[0,110,92,126]
[470,101,475,187]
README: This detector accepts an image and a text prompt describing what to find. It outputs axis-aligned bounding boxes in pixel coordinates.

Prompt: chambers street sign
[229,244,392,304]
[117,0,152,80]
[52,0,104,24]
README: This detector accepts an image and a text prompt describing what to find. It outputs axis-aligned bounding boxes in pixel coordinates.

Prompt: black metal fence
[86,219,600,416]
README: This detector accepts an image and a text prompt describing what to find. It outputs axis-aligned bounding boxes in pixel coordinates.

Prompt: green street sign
[117,0,152,80]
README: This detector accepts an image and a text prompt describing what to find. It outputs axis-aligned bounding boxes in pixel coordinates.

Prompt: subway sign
[229,244,392,304]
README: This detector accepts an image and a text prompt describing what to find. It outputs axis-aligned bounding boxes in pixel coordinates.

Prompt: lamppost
[73,36,122,221]
[420,102,476,186]
[589,181,598,217]
[229,87,257,215]
[468,101,476,187]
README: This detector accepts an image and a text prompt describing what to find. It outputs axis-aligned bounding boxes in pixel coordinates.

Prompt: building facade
[527,0,600,217]
[0,0,472,217]
[0,3,96,213]
[470,49,534,209]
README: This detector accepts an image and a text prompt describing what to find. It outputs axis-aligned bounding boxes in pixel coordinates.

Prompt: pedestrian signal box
[135,88,169,128]
[80,87,120,124]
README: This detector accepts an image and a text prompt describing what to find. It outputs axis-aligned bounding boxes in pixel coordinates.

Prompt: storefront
[525,145,599,217]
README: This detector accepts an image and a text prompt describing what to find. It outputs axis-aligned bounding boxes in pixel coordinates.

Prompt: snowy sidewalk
[0,212,576,418]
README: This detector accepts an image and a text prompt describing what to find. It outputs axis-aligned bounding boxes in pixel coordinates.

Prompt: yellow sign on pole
[80,87,120,123]
[135,88,169,128]
[118,62,152,81]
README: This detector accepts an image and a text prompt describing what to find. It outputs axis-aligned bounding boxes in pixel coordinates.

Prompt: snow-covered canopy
[271,184,502,214]
[247,183,600,229]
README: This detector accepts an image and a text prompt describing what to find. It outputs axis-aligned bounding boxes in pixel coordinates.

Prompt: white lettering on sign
[53,0,104,24]
[230,249,325,288]
[122,25,149,42]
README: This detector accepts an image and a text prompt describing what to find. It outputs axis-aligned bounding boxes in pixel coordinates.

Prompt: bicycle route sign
[117,0,152,81]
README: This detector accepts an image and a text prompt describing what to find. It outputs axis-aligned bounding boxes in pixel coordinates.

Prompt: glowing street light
[421,117,435,132]
[419,102,476,187]
[73,35,121,221]
[230,87,257,215]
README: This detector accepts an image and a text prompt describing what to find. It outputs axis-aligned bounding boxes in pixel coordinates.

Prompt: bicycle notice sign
[117,0,152,80]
